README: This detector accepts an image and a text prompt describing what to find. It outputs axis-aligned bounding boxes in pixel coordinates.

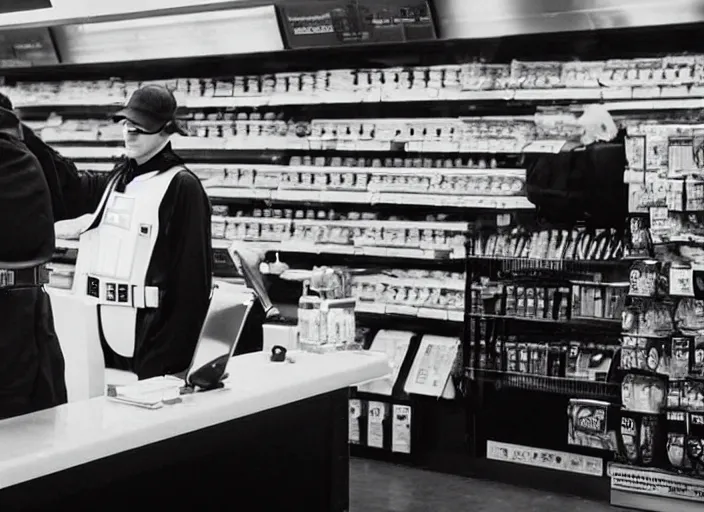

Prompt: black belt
[0,266,49,289]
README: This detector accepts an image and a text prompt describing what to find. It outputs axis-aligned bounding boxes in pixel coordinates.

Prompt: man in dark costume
[48,85,214,380]
[0,97,67,419]
[7,85,273,380]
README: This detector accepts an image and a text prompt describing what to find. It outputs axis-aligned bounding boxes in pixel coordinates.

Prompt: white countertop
[0,350,390,490]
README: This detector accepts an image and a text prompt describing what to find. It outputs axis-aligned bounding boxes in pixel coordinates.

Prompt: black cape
[0,107,67,420]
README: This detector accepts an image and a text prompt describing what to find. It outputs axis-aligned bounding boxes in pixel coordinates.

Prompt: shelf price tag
[522,140,567,154]
[496,213,512,227]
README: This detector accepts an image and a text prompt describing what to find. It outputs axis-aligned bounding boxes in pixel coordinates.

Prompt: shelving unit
[9,20,704,508]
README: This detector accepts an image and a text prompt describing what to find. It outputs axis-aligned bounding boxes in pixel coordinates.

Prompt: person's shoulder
[0,133,41,166]
[168,165,209,200]
[171,166,205,188]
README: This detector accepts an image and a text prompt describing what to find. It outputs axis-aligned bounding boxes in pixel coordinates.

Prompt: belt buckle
[0,270,15,288]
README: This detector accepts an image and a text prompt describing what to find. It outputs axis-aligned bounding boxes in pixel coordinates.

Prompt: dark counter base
[350,393,609,503]
[0,388,350,512]
[352,445,609,503]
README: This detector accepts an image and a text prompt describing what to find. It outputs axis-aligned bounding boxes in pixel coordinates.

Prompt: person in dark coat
[0,100,67,420]
[3,87,271,376]
[49,85,215,380]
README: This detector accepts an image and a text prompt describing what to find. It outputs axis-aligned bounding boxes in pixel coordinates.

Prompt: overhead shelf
[356,301,464,322]
[12,86,704,111]
[47,138,565,156]
[55,237,465,260]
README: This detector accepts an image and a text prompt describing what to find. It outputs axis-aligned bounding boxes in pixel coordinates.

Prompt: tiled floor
[350,458,623,512]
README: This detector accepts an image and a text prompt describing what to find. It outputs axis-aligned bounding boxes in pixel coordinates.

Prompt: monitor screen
[186,285,253,388]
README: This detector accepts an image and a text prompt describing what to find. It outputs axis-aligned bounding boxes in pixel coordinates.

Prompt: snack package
[670,336,695,379]
[684,377,704,410]
[620,335,668,374]
[625,217,653,258]
[666,409,690,470]
[687,411,704,475]
[622,372,668,413]
[621,335,692,378]
[621,300,673,336]
[567,399,617,451]
[575,343,614,381]
[668,380,686,409]
[619,410,666,467]
[693,338,704,376]
[674,299,704,331]
[628,260,661,297]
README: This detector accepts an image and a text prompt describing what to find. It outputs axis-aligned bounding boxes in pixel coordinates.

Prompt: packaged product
[621,372,667,413]
[618,409,666,467]
[567,399,617,451]
[666,409,690,470]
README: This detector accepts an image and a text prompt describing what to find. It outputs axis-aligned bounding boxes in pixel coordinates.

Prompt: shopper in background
[525,104,628,229]
[49,85,214,380]
[0,95,67,419]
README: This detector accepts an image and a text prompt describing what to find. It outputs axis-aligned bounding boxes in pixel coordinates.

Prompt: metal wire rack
[466,367,622,402]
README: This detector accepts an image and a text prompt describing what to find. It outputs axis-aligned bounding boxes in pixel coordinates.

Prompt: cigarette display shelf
[467,368,621,402]
[466,312,622,330]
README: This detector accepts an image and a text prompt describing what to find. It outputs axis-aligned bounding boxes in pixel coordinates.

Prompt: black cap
[112,85,186,135]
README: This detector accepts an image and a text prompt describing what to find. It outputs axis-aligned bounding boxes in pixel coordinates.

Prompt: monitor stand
[179,354,230,393]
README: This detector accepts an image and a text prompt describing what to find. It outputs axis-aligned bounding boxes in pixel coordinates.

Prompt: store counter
[0,350,389,512]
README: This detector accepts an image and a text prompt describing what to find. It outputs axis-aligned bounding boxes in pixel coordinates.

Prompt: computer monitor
[184,282,254,390]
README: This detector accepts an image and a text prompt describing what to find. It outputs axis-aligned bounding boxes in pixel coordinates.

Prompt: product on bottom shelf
[568,399,618,451]
[621,372,668,414]
[619,409,667,467]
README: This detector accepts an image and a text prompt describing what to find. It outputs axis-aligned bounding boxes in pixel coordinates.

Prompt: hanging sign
[0,0,51,15]
[278,0,436,49]
[0,27,59,67]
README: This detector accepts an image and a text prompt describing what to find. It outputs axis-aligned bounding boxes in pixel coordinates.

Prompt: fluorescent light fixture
[52,6,284,64]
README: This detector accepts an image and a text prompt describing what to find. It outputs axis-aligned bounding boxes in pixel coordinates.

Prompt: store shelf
[12,86,704,111]
[465,256,628,270]
[207,187,533,210]
[468,368,620,400]
[356,301,463,322]
[609,464,704,512]
[467,313,621,329]
[55,237,465,261]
